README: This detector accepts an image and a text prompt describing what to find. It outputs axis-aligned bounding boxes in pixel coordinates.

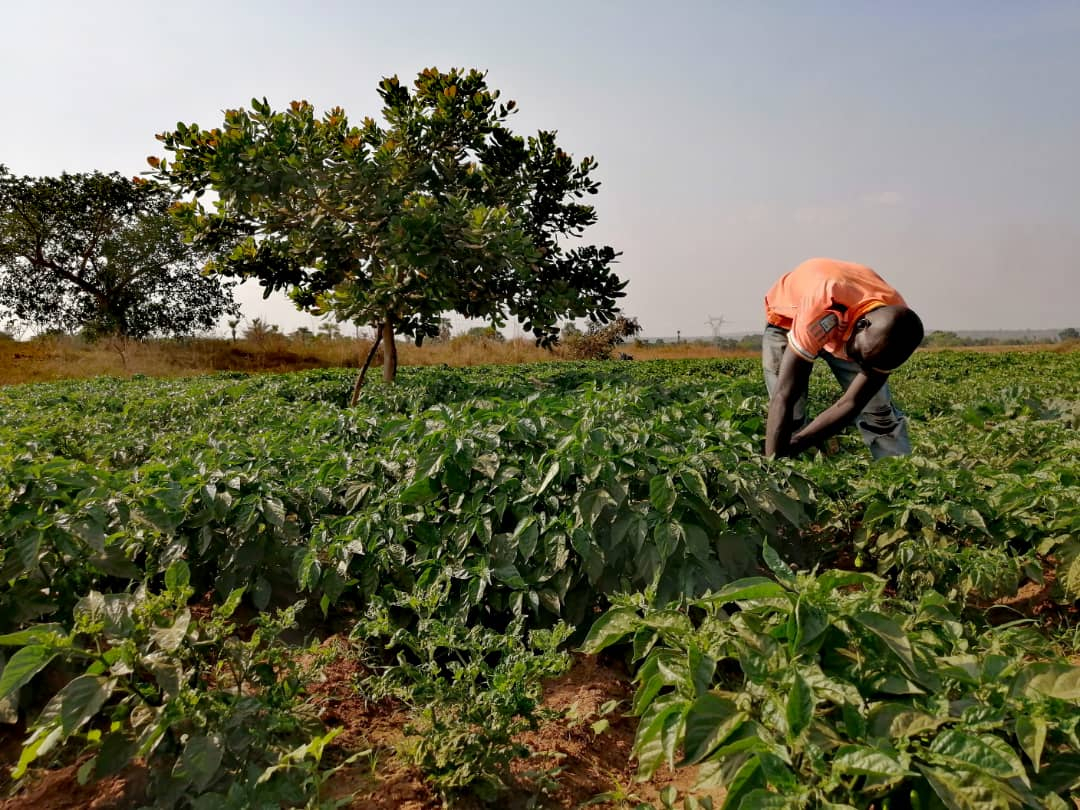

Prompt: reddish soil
[0,759,148,810]
[0,640,721,809]
[503,653,719,809]
[310,642,722,809]
[975,565,1080,630]
[4,563,1074,810]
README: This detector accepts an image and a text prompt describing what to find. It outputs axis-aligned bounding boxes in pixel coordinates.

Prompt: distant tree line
[920,329,1079,348]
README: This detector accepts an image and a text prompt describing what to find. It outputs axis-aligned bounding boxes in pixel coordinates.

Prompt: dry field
[0,334,760,386]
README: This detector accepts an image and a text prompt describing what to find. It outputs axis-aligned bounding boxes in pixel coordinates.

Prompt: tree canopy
[152,67,626,382]
[0,167,237,339]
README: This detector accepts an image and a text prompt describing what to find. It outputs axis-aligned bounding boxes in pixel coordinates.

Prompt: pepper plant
[584,545,1080,808]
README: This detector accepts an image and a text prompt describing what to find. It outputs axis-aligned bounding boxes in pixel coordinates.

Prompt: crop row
[0,353,1078,806]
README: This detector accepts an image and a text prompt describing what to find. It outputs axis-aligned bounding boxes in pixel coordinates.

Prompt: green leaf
[831,745,911,779]
[854,611,937,689]
[761,542,795,582]
[12,723,63,779]
[758,751,798,792]
[631,627,658,663]
[719,756,765,810]
[152,609,191,652]
[536,461,560,496]
[678,468,709,502]
[164,559,190,592]
[1014,716,1046,773]
[175,733,224,792]
[680,693,745,765]
[641,610,693,636]
[0,624,67,646]
[917,763,1014,810]
[218,587,246,618]
[633,697,685,780]
[705,577,788,604]
[0,645,57,701]
[815,569,879,592]
[785,671,813,740]
[868,703,947,740]
[59,675,114,735]
[576,488,615,528]
[734,788,793,808]
[513,517,539,561]
[581,607,640,654]
[0,653,16,724]
[928,730,1022,779]
[762,488,805,528]
[650,475,677,514]
[1011,662,1080,701]
[659,706,683,771]
[1030,751,1080,798]
[94,732,137,778]
[1055,539,1080,600]
[252,575,272,610]
[493,563,526,588]
[400,476,438,505]
[794,599,828,651]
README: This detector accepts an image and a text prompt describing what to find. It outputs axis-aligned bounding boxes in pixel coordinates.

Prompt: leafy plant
[583,546,1080,809]
[0,562,331,808]
[2,352,1079,805]
[353,578,572,803]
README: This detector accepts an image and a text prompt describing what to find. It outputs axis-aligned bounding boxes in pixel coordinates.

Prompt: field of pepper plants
[1,349,1079,809]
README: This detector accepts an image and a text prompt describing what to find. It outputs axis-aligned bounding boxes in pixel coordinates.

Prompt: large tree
[0,167,238,339]
[152,68,626,392]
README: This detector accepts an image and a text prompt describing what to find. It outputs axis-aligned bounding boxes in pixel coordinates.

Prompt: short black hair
[874,308,924,371]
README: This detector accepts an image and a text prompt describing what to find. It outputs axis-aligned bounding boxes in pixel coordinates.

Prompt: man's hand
[785,368,890,456]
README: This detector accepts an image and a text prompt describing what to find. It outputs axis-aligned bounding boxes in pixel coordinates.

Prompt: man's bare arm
[765,349,814,457]
[787,368,889,456]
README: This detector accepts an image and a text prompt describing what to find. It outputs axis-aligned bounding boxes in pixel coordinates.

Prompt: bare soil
[0,642,722,810]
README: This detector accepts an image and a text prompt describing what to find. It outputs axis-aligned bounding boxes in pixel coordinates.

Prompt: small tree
[226,316,243,342]
[561,321,583,340]
[561,316,642,360]
[0,166,237,339]
[317,321,343,341]
[291,326,315,343]
[153,68,625,401]
[464,325,505,342]
[436,317,453,343]
[1060,327,1079,342]
[243,317,279,343]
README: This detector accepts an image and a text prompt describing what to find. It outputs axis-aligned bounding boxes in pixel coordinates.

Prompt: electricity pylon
[706,315,726,345]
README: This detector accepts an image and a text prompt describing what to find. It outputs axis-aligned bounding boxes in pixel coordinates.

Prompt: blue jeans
[761,324,911,459]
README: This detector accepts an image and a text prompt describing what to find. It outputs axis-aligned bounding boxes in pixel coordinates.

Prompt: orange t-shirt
[764,258,906,362]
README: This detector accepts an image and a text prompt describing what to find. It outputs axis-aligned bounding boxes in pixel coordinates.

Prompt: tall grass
[5,332,1073,387]
[0,333,766,386]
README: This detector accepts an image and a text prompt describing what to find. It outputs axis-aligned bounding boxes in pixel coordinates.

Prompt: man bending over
[763,258,924,459]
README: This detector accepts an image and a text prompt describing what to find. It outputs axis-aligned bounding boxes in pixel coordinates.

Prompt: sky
[2,0,1078,337]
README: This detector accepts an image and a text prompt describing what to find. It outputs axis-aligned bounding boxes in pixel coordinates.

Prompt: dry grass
[3,334,1069,387]
[0,333,761,386]
[0,334,351,386]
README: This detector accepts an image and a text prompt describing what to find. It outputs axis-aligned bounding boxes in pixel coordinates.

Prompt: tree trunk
[381,315,398,383]
[348,326,384,407]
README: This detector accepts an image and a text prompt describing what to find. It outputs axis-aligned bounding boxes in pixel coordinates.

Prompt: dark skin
[765,307,908,458]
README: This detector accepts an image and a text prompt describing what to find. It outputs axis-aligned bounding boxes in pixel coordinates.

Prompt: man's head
[846,305,924,373]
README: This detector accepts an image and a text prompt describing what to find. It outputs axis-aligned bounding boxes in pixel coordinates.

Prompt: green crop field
[1,351,1079,809]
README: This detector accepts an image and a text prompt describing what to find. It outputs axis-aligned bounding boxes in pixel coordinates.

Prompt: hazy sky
[3,1,1078,336]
